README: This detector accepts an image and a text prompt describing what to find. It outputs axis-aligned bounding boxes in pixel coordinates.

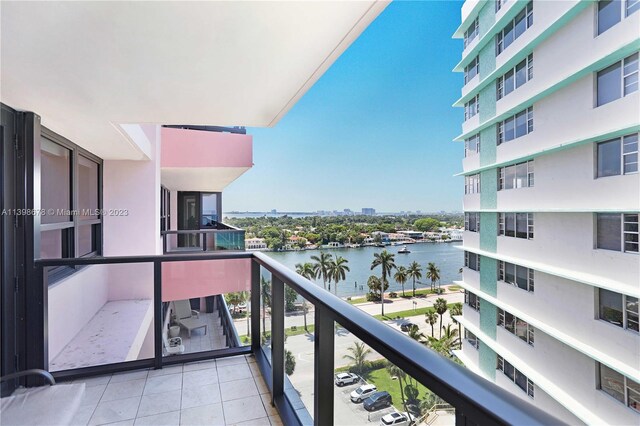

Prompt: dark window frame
[38,127,103,283]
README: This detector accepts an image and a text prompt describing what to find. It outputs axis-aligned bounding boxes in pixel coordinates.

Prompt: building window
[464,17,479,48]
[465,134,481,157]
[596,213,638,253]
[497,356,535,397]
[597,0,640,35]
[498,261,534,292]
[39,130,103,279]
[465,329,479,349]
[597,363,640,413]
[597,53,639,106]
[496,0,507,13]
[496,1,533,55]
[465,251,481,271]
[465,290,480,311]
[498,309,535,345]
[465,95,479,120]
[498,213,534,239]
[465,212,480,232]
[464,57,480,85]
[497,54,533,99]
[597,133,639,177]
[498,160,534,190]
[160,186,171,233]
[464,174,481,194]
[497,107,533,145]
[598,288,639,332]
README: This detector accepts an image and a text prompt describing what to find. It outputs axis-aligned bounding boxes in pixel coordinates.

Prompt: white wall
[103,124,162,256]
[496,212,638,290]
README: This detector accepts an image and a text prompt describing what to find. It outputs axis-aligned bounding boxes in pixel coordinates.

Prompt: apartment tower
[453,1,639,424]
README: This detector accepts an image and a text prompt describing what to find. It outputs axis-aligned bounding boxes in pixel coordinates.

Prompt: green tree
[433,298,448,338]
[343,342,371,376]
[393,266,408,297]
[407,324,425,343]
[311,252,333,291]
[427,324,459,357]
[366,275,388,301]
[285,285,298,312]
[295,262,316,332]
[407,261,422,298]
[371,250,396,317]
[261,277,271,336]
[285,349,296,375]
[425,311,438,337]
[225,291,248,313]
[386,362,410,416]
[449,302,463,348]
[426,262,441,292]
[328,256,350,296]
[413,218,441,232]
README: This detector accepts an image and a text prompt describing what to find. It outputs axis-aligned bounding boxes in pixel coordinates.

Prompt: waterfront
[264,242,463,298]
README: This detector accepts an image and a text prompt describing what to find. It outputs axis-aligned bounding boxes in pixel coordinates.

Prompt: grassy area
[367,367,431,412]
[447,285,462,292]
[372,303,456,320]
[347,287,451,305]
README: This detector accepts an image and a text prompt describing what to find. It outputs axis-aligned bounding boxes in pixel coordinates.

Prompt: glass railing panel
[332,320,455,426]
[260,269,273,358]
[283,284,315,420]
[47,262,154,372]
[161,258,251,358]
[214,230,245,250]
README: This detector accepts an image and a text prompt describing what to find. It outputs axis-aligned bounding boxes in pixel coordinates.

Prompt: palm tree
[295,263,317,332]
[441,323,460,348]
[260,277,271,337]
[393,266,408,297]
[425,311,438,337]
[311,252,333,291]
[449,302,463,348]
[426,262,441,292]
[367,275,387,300]
[407,261,422,297]
[433,298,448,338]
[407,325,425,343]
[343,342,371,376]
[386,362,410,416]
[371,250,396,317]
[329,256,350,296]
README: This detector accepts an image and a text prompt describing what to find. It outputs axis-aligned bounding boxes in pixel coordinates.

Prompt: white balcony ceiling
[1,1,388,160]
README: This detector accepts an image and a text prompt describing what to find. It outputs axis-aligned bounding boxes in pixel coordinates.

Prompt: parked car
[400,321,417,332]
[335,372,360,387]
[363,391,393,411]
[380,411,415,426]
[350,384,377,403]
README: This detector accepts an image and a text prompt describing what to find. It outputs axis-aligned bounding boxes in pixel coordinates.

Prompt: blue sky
[224,0,464,213]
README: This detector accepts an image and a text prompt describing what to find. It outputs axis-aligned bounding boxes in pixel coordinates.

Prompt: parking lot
[333,380,397,425]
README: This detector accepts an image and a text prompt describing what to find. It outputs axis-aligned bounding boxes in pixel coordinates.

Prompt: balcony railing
[30,251,562,426]
[161,224,245,253]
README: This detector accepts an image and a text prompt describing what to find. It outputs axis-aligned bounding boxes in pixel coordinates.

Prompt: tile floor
[178,312,228,354]
[70,355,282,426]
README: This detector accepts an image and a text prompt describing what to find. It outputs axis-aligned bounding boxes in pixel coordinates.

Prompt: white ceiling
[162,167,252,192]
[1,1,388,160]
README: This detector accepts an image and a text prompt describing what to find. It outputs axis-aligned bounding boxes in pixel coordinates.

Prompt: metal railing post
[271,276,285,403]
[154,260,163,369]
[202,232,207,251]
[314,305,334,426]
[251,260,261,352]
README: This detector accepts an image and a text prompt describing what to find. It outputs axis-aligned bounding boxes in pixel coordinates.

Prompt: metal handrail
[33,251,562,426]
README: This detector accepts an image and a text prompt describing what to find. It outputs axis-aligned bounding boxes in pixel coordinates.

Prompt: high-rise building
[453,1,639,424]
[362,207,376,216]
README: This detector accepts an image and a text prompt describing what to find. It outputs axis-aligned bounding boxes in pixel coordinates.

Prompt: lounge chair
[173,300,207,337]
[1,369,85,426]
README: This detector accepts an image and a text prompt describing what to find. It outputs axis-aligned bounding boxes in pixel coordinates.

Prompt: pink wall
[161,259,251,301]
[161,127,252,168]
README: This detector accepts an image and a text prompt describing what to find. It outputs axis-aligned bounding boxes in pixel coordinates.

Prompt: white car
[334,372,360,387]
[350,384,377,403]
[380,412,415,426]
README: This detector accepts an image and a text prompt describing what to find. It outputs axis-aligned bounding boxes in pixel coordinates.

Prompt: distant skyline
[224,1,464,212]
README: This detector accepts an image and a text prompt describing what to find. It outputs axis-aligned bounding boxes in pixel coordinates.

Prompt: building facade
[453,1,639,424]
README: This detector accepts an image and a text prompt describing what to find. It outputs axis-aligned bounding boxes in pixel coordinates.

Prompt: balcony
[15,252,563,426]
